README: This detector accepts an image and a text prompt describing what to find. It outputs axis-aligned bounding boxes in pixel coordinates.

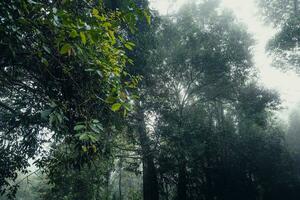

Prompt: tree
[257,0,299,25]
[0,0,146,197]
[286,108,300,177]
[257,0,300,73]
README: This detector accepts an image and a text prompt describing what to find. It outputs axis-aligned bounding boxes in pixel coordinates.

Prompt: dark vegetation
[1,0,300,199]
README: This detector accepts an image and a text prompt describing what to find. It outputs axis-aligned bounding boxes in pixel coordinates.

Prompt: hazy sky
[150,0,300,118]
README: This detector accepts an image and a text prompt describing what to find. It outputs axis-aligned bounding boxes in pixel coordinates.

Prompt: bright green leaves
[79,32,86,45]
[110,101,133,116]
[124,42,135,50]
[69,29,78,38]
[143,10,151,24]
[92,8,99,16]
[107,30,116,45]
[53,3,140,110]
[111,103,122,112]
[92,8,106,21]
[60,43,72,55]
[106,88,135,115]
[51,0,142,160]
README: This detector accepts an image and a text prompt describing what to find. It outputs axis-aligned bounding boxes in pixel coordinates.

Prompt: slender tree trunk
[137,108,159,200]
[176,96,188,200]
[165,182,169,200]
[177,160,188,200]
[105,170,110,200]
[119,158,123,200]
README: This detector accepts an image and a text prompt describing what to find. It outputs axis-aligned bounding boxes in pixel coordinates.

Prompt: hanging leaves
[60,43,72,55]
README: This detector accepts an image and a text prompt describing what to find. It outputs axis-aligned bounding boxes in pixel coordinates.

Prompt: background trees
[127,1,300,199]
[257,0,300,72]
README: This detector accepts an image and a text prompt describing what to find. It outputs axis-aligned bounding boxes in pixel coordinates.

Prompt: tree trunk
[105,170,110,200]
[137,108,159,200]
[119,158,123,200]
[142,154,159,200]
[177,161,188,200]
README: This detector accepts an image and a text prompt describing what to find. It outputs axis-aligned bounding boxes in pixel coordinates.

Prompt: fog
[151,0,300,119]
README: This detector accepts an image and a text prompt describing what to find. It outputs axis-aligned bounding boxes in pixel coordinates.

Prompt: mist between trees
[1,0,300,200]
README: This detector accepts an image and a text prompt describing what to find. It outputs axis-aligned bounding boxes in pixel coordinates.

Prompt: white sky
[150,0,300,119]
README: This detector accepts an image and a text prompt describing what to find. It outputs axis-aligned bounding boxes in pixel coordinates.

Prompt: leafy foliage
[0,0,145,196]
[257,0,300,73]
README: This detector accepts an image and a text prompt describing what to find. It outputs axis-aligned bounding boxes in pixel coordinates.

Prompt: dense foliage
[0,0,145,196]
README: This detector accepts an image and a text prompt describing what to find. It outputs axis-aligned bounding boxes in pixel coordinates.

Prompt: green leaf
[111,103,122,112]
[85,68,95,72]
[108,30,116,44]
[92,119,100,123]
[79,133,90,141]
[90,124,101,134]
[41,57,49,66]
[43,45,51,54]
[88,134,98,142]
[92,145,97,153]
[95,14,106,21]
[55,112,63,123]
[82,145,88,152]
[60,43,72,55]
[124,43,133,50]
[105,96,116,103]
[144,10,151,24]
[74,125,85,131]
[92,8,99,16]
[80,32,87,45]
[96,123,104,131]
[79,132,98,142]
[102,22,112,28]
[126,42,135,47]
[70,29,78,38]
[123,103,132,111]
[96,70,103,77]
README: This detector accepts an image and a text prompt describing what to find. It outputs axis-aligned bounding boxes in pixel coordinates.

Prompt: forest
[1,0,300,199]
